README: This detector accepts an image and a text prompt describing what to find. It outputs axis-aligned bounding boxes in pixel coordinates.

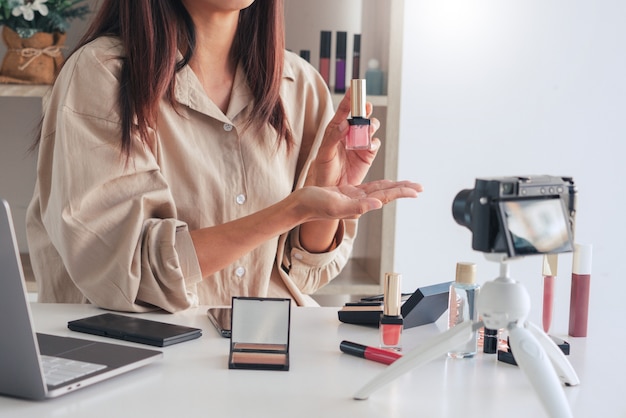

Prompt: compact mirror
[228,297,291,371]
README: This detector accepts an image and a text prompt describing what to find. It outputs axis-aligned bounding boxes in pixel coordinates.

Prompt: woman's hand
[190,179,423,278]
[306,90,381,188]
[294,179,424,222]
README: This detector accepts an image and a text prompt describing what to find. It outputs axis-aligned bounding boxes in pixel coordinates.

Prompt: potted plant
[0,0,91,84]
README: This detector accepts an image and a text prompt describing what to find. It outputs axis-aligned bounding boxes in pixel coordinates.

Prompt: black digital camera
[452,175,577,257]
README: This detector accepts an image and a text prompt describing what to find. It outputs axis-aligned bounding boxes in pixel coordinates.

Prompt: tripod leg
[527,322,580,386]
[353,320,474,400]
[508,327,573,418]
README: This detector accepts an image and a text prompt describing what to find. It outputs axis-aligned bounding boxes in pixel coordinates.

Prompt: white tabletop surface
[0,303,622,418]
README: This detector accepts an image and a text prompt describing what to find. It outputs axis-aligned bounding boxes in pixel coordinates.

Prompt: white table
[0,303,621,417]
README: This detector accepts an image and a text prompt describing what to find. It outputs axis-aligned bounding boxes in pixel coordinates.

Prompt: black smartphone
[67,313,202,347]
[207,307,231,338]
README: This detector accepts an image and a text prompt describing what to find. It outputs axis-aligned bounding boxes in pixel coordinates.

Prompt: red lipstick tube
[340,340,402,365]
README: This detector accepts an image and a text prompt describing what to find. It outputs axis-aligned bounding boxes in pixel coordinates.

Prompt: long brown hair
[39,0,292,156]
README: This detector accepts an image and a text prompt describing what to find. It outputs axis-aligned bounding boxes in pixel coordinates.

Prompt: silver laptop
[0,199,163,400]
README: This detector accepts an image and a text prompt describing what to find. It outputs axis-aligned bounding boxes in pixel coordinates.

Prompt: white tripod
[354,255,580,418]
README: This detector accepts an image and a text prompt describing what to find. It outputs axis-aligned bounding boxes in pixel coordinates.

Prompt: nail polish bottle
[380,272,403,351]
[346,78,371,150]
[483,327,498,354]
[447,262,480,358]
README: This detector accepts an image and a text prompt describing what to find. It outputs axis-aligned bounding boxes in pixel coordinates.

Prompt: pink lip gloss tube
[568,243,592,337]
[346,79,371,150]
[542,254,558,334]
[319,31,331,87]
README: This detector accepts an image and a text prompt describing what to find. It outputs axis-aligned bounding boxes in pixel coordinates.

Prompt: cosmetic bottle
[352,34,361,79]
[346,79,371,150]
[334,31,347,93]
[482,328,498,354]
[447,262,480,358]
[542,254,558,334]
[380,272,403,351]
[319,31,331,87]
[299,49,310,63]
[569,243,592,337]
[364,58,383,95]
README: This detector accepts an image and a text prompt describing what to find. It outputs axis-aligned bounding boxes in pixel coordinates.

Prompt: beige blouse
[26,36,357,312]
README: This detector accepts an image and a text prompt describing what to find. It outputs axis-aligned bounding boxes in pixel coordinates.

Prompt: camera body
[452,175,576,257]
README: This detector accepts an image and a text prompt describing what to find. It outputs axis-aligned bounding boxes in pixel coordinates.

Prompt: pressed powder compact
[228,297,291,371]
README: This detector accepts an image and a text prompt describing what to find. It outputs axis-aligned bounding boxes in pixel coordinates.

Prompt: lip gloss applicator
[569,243,592,337]
[319,31,331,87]
[340,341,402,365]
[542,254,558,334]
[346,79,371,150]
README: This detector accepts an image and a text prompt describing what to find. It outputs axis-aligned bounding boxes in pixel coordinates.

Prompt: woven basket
[0,26,66,85]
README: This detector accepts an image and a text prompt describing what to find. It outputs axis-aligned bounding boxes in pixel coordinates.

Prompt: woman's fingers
[333,180,423,218]
[322,90,352,148]
[369,117,380,137]
[351,180,424,203]
[366,102,374,118]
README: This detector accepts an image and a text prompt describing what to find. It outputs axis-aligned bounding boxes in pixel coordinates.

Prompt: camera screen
[499,198,573,256]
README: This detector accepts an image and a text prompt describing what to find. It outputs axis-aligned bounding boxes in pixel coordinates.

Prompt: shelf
[288,0,404,297]
[0,84,49,97]
[313,257,381,296]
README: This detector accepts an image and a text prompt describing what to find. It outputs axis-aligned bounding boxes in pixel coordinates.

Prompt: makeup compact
[228,297,291,371]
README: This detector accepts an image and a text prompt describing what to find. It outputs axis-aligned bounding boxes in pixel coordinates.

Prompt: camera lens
[452,189,473,228]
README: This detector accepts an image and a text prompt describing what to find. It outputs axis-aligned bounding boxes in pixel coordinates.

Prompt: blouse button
[223,123,234,132]
[235,266,246,277]
[235,194,246,205]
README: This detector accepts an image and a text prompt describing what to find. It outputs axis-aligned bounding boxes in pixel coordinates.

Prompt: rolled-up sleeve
[284,220,357,294]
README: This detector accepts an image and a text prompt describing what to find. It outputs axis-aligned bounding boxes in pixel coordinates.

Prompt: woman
[26,0,422,312]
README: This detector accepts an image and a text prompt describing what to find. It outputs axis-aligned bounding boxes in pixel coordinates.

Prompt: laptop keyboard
[41,355,107,386]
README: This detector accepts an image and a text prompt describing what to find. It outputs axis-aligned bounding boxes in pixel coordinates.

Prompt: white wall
[395,0,625,333]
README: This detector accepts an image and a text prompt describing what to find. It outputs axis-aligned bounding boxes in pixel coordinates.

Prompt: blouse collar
[174,55,295,124]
